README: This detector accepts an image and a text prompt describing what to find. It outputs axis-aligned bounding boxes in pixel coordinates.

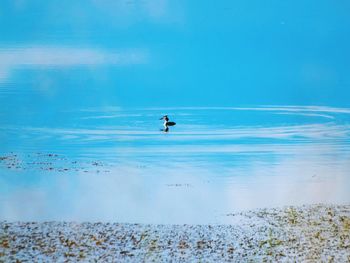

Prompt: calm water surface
[1,105,350,224]
[1,0,350,225]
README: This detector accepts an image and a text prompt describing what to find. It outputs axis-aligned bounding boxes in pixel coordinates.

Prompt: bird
[159,115,176,132]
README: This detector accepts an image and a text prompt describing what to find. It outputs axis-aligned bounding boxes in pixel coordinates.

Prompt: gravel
[1,204,349,262]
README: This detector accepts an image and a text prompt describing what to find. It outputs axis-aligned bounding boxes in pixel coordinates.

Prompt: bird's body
[165,121,176,127]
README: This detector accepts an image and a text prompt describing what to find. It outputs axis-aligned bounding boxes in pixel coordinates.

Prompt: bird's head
[159,115,168,120]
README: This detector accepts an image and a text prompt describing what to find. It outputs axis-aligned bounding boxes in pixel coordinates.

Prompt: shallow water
[1,105,349,224]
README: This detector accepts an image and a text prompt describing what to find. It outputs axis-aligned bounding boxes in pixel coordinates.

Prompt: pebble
[1,204,349,262]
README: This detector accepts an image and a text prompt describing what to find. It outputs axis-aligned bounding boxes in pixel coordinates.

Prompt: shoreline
[1,204,350,262]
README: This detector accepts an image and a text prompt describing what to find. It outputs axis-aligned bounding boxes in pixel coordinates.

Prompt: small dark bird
[160,115,176,132]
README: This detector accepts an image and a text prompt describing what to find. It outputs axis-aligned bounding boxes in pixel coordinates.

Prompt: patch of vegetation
[259,229,283,248]
[287,207,298,225]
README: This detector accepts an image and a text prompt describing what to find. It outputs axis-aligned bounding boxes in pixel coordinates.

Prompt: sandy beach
[1,204,349,262]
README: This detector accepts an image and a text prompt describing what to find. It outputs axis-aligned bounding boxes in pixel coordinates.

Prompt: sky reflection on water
[0,106,349,224]
[1,0,350,225]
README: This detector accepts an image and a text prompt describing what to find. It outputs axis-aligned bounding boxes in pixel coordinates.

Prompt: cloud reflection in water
[0,106,349,224]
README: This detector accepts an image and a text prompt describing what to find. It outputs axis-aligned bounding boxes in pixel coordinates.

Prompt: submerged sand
[1,204,350,262]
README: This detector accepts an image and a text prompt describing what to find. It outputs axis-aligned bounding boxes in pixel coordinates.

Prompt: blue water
[1,0,350,224]
[1,105,349,224]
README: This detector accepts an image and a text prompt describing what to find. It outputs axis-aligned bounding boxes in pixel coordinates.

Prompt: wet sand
[1,204,349,262]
